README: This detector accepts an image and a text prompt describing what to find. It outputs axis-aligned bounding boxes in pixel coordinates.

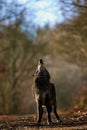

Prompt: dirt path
[0,110,87,130]
[17,125,87,130]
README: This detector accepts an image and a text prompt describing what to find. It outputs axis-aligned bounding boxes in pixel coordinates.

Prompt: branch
[72,2,87,9]
[0,8,25,22]
[0,46,13,53]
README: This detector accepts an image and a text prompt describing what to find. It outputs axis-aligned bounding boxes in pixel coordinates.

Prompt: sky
[1,0,78,28]
[17,0,65,27]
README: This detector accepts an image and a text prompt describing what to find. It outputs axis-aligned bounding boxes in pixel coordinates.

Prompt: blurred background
[0,0,87,114]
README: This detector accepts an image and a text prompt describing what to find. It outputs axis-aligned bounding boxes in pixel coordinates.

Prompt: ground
[0,109,87,130]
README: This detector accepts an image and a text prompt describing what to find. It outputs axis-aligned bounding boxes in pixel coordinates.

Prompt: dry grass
[17,125,87,130]
[0,109,87,130]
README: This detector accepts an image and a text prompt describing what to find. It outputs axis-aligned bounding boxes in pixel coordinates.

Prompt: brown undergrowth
[0,109,87,130]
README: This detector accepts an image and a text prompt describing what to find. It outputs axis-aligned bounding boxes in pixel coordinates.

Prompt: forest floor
[0,109,87,130]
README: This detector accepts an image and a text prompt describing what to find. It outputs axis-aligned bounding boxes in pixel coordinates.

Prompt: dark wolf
[32,59,62,124]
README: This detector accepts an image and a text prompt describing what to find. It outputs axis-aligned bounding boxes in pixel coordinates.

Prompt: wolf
[32,59,62,124]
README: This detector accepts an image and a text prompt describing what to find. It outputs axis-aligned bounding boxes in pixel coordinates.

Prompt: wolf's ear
[39,59,44,64]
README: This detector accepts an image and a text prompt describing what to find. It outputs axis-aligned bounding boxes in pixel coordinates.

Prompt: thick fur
[32,61,62,124]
